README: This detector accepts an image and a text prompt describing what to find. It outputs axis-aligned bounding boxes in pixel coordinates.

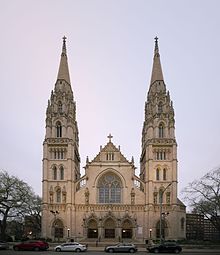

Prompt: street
[1,250,220,255]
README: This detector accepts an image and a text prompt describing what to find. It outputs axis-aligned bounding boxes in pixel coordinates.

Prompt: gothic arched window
[159,123,164,138]
[156,168,160,180]
[56,121,62,138]
[163,168,167,180]
[158,102,163,113]
[98,173,122,203]
[58,101,62,113]
[53,166,57,180]
[60,166,64,180]
[56,188,61,203]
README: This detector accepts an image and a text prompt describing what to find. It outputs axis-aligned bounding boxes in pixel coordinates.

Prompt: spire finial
[154,36,159,55]
[107,133,113,143]
[62,36,67,54]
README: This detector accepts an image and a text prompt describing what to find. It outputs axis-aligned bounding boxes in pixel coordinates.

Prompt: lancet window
[56,121,62,138]
[98,173,122,203]
[159,123,164,138]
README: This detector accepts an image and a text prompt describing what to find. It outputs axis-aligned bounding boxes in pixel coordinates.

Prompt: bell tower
[41,37,80,238]
[140,37,178,218]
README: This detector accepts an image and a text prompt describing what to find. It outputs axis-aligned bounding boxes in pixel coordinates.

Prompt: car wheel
[174,248,180,254]
[34,247,40,251]
[154,248,159,253]
[56,247,61,252]
[14,247,19,251]
[108,248,114,253]
[129,248,135,253]
[76,248,81,252]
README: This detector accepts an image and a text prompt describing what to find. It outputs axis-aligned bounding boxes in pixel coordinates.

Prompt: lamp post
[67,228,70,239]
[149,228,152,239]
[159,183,172,243]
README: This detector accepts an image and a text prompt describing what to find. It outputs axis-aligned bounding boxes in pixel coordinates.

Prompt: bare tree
[182,167,220,232]
[24,195,42,238]
[0,170,40,240]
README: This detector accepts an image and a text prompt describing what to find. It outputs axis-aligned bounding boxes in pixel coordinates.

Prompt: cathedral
[41,37,186,242]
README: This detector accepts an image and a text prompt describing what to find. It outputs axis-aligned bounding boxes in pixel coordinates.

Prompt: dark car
[105,243,138,253]
[13,240,49,251]
[0,240,9,250]
[147,242,182,253]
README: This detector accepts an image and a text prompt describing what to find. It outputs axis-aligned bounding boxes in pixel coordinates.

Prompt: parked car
[54,242,88,252]
[147,242,182,253]
[105,243,138,253]
[13,240,49,251]
[0,240,9,250]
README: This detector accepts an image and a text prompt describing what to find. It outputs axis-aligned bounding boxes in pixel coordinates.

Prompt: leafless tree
[0,170,41,240]
[182,167,220,232]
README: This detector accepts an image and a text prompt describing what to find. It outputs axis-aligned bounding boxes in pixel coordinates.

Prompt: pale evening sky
[1,1,220,208]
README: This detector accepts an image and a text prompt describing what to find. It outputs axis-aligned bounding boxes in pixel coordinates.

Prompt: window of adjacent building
[156,168,160,180]
[98,173,122,203]
[60,166,64,180]
[53,166,57,180]
[56,121,62,138]
[159,123,164,138]
[181,217,185,230]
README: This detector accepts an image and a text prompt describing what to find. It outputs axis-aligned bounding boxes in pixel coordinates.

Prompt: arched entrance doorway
[104,218,116,238]
[52,219,64,241]
[87,219,98,238]
[121,219,133,238]
[156,220,168,239]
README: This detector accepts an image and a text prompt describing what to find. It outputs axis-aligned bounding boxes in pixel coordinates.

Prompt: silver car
[0,240,9,250]
[105,243,138,253]
[55,242,87,252]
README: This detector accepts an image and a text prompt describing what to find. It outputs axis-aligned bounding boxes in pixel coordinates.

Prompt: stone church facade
[41,37,186,241]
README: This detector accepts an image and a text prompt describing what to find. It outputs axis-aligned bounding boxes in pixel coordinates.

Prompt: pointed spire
[150,37,164,85]
[57,36,71,84]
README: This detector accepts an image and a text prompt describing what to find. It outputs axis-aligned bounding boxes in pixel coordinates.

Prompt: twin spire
[57,36,71,85]
[56,36,164,88]
[150,36,164,85]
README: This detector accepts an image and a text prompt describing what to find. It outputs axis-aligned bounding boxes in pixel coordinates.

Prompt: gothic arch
[103,217,117,238]
[56,121,62,137]
[51,165,57,180]
[121,218,133,239]
[94,168,126,188]
[51,218,64,240]
[87,218,98,238]
[158,122,165,138]
[158,101,163,113]
[155,219,169,239]
[96,171,123,203]
[59,165,64,180]
[55,186,61,203]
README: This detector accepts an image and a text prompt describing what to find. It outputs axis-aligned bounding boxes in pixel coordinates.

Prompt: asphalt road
[1,250,220,255]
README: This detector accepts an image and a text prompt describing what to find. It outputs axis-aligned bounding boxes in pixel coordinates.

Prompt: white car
[55,242,87,252]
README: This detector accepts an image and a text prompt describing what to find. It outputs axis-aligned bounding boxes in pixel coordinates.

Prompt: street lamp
[67,228,70,239]
[159,183,172,243]
[149,228,152,239]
